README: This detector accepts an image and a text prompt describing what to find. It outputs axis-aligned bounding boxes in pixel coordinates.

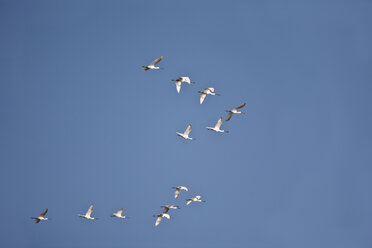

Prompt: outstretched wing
[184,124,192,136]
[175,188,181,199]
[155,216,162,226]
[34,218,41,223]
[200,93,206,104]
[225,112,233,121]
[150,56,163,66]
[215,117,223,129]
[162,207,169,213]
[39,208,48,217]
[116,208,124,215]
[175,81,181,93]
[186,199,192,205]
[234,102,246,110]
[86,205,93,217]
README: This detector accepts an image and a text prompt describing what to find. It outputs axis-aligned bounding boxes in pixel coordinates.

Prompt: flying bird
[172,186,188,199]
[198,88,219,104]
[78,205,97,220]
[153,213,170,226]
[186,195,205,205]
[172,77,195,93]
[161,205,180,213]
[176,124,194,140]
[142,56,163,71]
[31,208,49,223]
[225,103,246,121]
[206,117,229,133]
[111,208,128,219]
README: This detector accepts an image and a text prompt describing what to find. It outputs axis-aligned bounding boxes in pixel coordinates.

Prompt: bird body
[78,205,97,220]
[199,88,219,104]
[225,103,246,121]
[142,56,163,70]
[161,205,180,213]
[172,77,195,93]
[206,117,228,133]
[153,213,170,226]
[172,186,188,199]
[186,195,205,205]
[176,124,193,140]
[31,208,49,223]
[111,208,127,219]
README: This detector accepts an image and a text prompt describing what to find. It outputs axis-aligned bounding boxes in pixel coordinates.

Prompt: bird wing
[176,81,181,93]
[150,56,163,66]
[155,216,162,226]
[163,213,170,219]
[225,112,233,121]
[34,219,40,223]
[180,186,188,191]
[186,200,192,205]
[200,93,207,104]
[215,117,223,129]
[175,188,181,199]
[162,207,169,213]
[182,77,191,84]
[184,124,192,136]
[116,208,124,215]
[86,205,93,217]
[39,208,48,217]
[234,102,246,110]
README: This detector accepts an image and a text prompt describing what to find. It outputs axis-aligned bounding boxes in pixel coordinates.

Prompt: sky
[0,0,371,247]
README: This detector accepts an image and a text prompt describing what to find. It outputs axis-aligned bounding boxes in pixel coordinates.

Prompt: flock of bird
[31,56,244,227]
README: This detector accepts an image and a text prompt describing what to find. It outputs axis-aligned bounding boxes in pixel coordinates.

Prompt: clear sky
[0,0,371,247]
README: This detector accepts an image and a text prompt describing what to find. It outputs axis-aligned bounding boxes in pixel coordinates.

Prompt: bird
[142,56,163,71]
[31,208,49,223]
[206,117,229,133]
[225,103,246,121]
[78,205,97,220]
[153,213,170,226]
[161,205,180,213]
[171,77,195,93]
[176,124,194,140]
[198,88,219,104]
[186,195,205,205]
[172,186,188,199]
[111,208,128,219]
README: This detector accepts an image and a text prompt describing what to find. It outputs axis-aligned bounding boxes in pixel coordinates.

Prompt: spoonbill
[206,117,229,133]
[31,208,49,223]
[78,205,97,220]
[225,103,246,121]
[153,213,170,226]
[142,56,163,71]
[172,186,188,199]
[199,88,219,104]
[161,205,180,213]
[176,124,193,140]
[186,195,205,205]
[111,208,128,219]
[172,77,195,93]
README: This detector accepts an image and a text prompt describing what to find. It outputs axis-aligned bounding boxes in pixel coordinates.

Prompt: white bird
[176,124,194,140]
[198,88,219,104]
[153,213,170,226]
[206,117,229,133]
[78,205,97,220]
[31,208,49,223]
[225,103,246,121]
[142,56,163,71]
[111,208,128,219]
[171,77,195,93]
[161,205,180,213]
[186,195,205,205]
[172,186,188,199]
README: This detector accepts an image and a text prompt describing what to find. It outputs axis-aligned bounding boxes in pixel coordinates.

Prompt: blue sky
[0,0,371,247]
